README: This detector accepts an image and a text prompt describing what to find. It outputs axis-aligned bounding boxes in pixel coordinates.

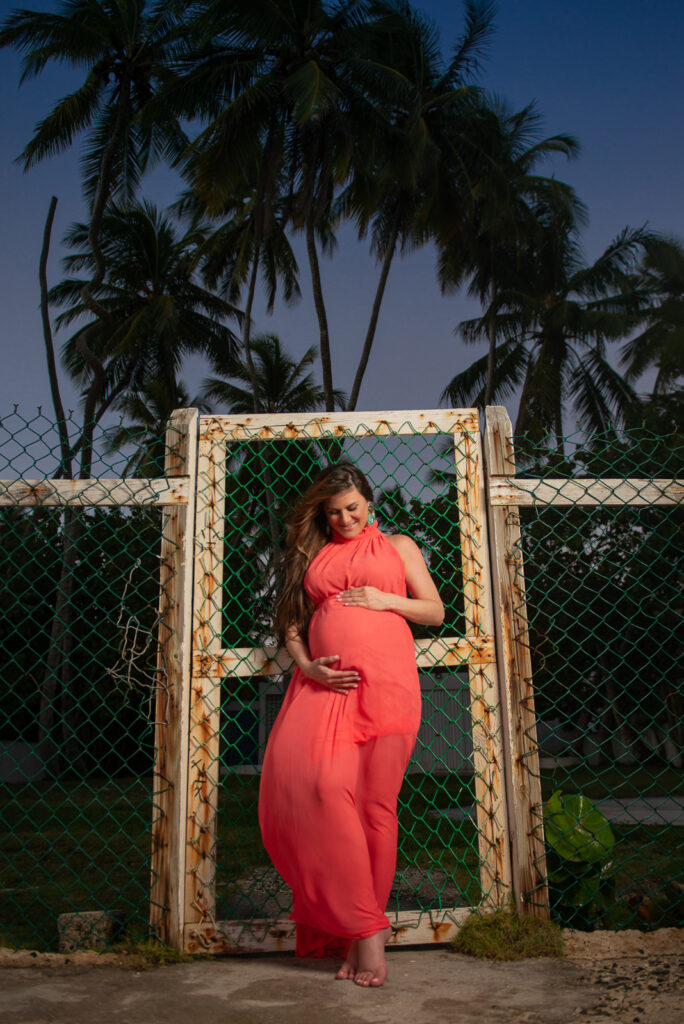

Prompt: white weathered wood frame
[484,407,549,918]
[182,419,227,945]
[149,409,199,946]
[182,409,511,954]
[0,477,189,506]
[453,423,511,909]
[489,477,683,507]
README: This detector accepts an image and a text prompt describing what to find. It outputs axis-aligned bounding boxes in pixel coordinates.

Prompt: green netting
[189,416,505,943]
[512,427,683,930]
[0,408,176,951]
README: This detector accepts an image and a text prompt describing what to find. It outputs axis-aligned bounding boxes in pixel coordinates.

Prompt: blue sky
[1,0,682,421]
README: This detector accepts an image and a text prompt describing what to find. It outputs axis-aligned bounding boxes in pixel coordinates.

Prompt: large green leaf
[544,790,616,863]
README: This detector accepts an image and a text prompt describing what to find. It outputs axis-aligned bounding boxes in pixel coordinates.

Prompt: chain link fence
[509,426,683,930]
[1,406,681,951]
[0,408,177,952]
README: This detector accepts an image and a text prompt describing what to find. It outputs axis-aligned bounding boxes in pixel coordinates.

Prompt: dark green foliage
[0,504,161,776]
[544,790,617,930]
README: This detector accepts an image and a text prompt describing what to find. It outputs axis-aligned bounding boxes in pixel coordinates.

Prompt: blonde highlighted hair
[273,462,373,645]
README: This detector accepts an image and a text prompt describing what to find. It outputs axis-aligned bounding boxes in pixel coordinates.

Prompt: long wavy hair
[273,462,374,645]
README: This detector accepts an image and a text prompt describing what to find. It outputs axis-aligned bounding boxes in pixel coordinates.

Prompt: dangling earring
[367,502,376,525]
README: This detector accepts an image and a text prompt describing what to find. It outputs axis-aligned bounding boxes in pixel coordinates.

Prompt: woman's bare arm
[337,534,445,626]
[285,628,360,694]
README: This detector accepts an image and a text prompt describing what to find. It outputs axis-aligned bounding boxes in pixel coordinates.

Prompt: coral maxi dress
[259,521,422,957]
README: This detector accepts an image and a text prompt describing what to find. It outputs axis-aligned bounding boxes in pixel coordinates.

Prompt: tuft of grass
[451,909,563,961]
[109,938,202,970]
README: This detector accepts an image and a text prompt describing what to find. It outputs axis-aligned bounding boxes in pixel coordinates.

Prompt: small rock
[57,910,124,953]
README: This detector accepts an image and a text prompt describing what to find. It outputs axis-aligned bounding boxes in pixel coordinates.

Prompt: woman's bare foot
[335,939,358,980]
[353,926,391,987]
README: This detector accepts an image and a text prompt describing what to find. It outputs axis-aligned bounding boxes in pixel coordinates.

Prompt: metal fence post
[484,406,550,918]
[150,408,199,945]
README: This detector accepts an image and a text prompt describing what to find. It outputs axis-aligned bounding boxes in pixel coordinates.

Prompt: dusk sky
[1,0,683,424]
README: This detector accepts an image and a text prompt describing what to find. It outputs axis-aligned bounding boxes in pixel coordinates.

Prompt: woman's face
[323,486,369,540]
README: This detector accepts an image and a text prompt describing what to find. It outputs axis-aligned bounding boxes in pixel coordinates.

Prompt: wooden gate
[151,408,546,952]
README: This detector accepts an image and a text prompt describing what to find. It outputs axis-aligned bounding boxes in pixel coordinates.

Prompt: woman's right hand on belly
[303,655,360,695]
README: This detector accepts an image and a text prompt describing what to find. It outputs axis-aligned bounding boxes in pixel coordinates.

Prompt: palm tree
[168,0,398,411]
[1,1,190,773]
[175,179,301,414]
[443,210,648,446]
[49,200,241,407]
[438,97,581,406]
[1,0,187,463]
[621,235,684,395]
[200,333,346,414]
[339,0,495,409]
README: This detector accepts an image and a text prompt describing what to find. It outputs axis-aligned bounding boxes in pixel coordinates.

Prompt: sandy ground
[0,928,681,1024]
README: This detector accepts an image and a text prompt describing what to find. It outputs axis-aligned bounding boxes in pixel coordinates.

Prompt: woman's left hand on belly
[337,586,392,611]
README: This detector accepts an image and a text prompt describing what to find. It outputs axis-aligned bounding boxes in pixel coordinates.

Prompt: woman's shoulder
[383,532,421,558]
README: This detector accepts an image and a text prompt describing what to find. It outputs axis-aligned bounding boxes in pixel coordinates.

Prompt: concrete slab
[0,949,602,1024]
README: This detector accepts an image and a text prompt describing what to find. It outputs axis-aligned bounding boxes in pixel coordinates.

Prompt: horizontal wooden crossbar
[0,477,189,507]
[489,477,684,507]
[184,907,472,954]
[199,408,479,441]
[192,636,495,678]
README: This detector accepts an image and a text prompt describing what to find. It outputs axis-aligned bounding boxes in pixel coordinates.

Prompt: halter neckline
[330,520,378,544]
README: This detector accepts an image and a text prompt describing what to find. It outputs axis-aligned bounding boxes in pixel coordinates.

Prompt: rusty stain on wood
[431,921,455,942]
[198,409,479,443]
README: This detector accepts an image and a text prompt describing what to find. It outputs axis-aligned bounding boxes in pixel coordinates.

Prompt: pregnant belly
[308,602,411,672]
[309,602,420,737]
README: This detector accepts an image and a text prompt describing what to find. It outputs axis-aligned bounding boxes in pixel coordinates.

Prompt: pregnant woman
[259,463,444,987]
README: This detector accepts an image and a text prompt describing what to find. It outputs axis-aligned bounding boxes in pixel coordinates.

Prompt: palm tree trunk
[554,389,564,455]
[347,219,399,411]
[40,196,72,477]
[243,244,263,414]
[484,278,496,407]
[305,215,334,411]
[514,354,534,436]
[40,83,130,776]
